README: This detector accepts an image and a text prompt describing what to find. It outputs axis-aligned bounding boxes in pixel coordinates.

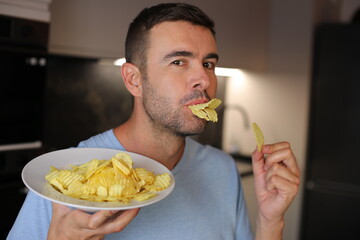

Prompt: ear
[121,62,142,97]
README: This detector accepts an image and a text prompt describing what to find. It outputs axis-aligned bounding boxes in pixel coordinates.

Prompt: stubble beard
[142,76,207,137]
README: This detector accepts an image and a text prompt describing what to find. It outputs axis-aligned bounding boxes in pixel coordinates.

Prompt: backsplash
[43,55,132,150]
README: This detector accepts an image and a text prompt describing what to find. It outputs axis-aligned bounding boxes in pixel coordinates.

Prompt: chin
[176,119,207,137]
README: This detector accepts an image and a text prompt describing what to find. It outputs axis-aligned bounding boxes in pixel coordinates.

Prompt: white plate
[22,148,175,212]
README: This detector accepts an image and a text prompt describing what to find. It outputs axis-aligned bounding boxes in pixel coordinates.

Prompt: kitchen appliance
[0,14,48,148]
[300,23,360,239]
[0,14,48,238]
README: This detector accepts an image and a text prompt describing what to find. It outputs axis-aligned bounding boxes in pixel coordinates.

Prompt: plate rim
[21,148,175,211]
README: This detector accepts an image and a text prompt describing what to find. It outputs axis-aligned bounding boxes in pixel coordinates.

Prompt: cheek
[157,74,186,96]
[160,80,184,101]
[148,77,184,105]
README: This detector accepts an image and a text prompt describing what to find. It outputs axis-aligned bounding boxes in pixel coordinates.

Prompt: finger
[52,202,72,219]
[88,235,105,240]
[266,173,300,197]
[50,202,97,239]
[52,202,72,216]
[88,210,120,229]
[94,208,140,235]
[251,147,265,176]
[262,141,290,154]
[266,163,300,185]
[263,143,300,177]
[265,148,299,176]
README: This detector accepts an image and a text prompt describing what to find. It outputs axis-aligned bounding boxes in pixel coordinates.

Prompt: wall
[223,1,313,239]
[43,55,132,150]
[224,1,359,239]
[48,0,269,70]
[0,0,51,22]
[340,0,360,22]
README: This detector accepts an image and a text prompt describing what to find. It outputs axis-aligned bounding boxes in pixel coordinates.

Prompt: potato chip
[112,157,131,176]
[144,173,171,191]
[192,109,209,121]
[84,159,110,179]
[56,170,84,188]
[97,186,108,197]
[49,178,65,192]
[65,180,83,197]
[252,122,264,152]
[109,184,125,197]
[205,108,218,122]
[135,168,155,184]
[113,152,133,168]
[188,98,222,122]
[132,192,157,201]
[207,98,222,109]
[45,152,171,204]
[45,170,61,182]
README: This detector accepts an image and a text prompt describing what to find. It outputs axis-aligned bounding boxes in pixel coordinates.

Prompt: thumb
[52,202,72,216]
[251,147,265,176]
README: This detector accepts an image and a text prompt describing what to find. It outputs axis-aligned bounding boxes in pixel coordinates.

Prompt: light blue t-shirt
[8,129,254,240]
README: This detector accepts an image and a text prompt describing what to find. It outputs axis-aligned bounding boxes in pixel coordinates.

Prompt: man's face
[141,21,218,136]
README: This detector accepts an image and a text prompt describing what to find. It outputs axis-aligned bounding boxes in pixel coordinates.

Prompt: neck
[114,112,186,170]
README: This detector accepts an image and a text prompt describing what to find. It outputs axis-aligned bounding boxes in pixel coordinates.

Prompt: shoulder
[77,129,124,150]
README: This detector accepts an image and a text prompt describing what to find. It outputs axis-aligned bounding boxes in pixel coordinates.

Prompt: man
[8,3,300,240]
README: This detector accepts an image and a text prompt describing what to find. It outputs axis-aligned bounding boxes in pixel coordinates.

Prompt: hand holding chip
[251,124,300,239]
[47,203,140,240]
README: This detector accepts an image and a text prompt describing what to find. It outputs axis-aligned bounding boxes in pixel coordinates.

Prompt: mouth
[185,98,209,107]
[185,99,208,121]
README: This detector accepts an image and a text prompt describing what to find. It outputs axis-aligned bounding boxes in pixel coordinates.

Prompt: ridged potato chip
[132,192,157,201]
[252,122,265,152]
[188,98,222,122]
[144,173,171,191]
[135,168,155,184]
[45,152,171,203]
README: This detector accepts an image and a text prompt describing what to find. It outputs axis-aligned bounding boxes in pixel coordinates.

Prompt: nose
[190,64,213,91]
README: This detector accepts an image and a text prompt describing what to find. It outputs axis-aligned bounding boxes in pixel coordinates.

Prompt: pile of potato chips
[188,98,222,122]
[45,152,171,203]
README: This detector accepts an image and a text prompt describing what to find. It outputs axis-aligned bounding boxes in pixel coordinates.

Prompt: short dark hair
[125,3,215,71]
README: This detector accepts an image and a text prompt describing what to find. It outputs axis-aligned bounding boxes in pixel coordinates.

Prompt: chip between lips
[188,98,222,122]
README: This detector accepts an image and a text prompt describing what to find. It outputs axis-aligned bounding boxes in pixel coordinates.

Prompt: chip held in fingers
[252,122,265,152]
[188,98,222,122]
[45,152,171,203]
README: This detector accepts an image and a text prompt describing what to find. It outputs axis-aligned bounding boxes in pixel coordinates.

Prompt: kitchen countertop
[236,161,253,177]
[230,153,253,177]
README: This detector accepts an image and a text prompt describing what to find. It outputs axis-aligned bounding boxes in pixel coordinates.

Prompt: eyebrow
[163,51,219,62]
[205,53,219,62]
[164,51,193,60]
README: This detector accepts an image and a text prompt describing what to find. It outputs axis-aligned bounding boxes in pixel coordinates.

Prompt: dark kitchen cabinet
[300,23,360,239]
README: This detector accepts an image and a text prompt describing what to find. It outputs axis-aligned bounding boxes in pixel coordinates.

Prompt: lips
[186,98,209,106]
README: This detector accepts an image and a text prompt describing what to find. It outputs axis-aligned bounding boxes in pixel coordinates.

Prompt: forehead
[147,21,217,58]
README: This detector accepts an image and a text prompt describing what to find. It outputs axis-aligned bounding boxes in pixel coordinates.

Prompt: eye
[172,60,185,66]
[203,61,216,70]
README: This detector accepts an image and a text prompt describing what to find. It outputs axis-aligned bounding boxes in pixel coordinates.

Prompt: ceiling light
[114,58,126,66]
[215,67,243,78]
